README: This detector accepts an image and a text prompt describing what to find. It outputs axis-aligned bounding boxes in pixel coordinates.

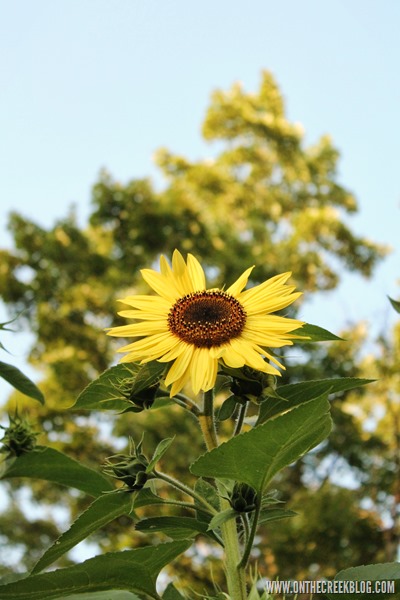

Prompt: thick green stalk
[199,389,247,600]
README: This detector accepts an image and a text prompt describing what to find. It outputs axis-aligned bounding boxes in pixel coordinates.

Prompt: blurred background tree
[0,71,395,591]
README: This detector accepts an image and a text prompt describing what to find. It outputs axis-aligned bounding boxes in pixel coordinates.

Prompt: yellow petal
[141,269,180,302]
[225,266,254,296]
[187,253,206,291]
[190,348,218,394]
[107,321,168,338]
[165,345,194,386]
[117,295,171,313]
[238,272,293,307]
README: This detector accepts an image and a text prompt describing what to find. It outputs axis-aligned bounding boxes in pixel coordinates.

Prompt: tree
[0,71,389,584]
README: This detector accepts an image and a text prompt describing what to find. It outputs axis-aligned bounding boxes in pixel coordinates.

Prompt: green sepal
[146,437,175,473]
[216,395,238,421]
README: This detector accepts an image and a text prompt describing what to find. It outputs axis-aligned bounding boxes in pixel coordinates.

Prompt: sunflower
[107,250,304,396]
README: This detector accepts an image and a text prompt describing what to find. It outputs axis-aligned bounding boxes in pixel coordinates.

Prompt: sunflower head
[107,250,304,397]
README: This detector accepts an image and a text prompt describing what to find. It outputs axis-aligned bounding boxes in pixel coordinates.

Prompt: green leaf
[328,562,400,599]
[193,478,220,527]
[133,487,167,509]
[55,592,141,600]
[191,395,332,493]
[257,378,374,424]
[32,488,166,574]
[216,395,238,421]
[194,478,220,512]
[129,360,166,395]
[163,582,187,599]
[32,493,133,574]
[1,446,113,497]
[0,361,44,404]
[208,508,237,530]
[72,362,167,412]
[146,437,175,473]
[293,323,343,342]
[388,296,400,314]
[258,508,297,525]
[136,516,211,540]
[0,541,192,600]
[72,364,140,411]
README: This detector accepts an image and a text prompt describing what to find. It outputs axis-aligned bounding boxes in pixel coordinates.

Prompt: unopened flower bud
[0,413,39,457]
[103,437,150,492]
[230,482,258,513]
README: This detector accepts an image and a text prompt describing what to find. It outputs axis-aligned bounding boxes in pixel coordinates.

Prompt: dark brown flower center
[168,290,246,348]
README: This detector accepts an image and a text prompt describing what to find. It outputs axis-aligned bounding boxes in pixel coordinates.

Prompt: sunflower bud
[103,438,150,492]
[117,378,159,412]
[129,382,159,411]
[0,413,39,457]
[229,368,278,403]
[230,482,258,513]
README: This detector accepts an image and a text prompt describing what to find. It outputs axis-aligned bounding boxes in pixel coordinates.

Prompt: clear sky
[1,0,400,387]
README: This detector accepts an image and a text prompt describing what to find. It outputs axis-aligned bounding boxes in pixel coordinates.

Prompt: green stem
[199,388,219,449]
[198,389,247,600]
[241,513,251,546]
[153,469,217,515]
[157,391,201,415]
[233,401,248,436]
[238,494,262,569]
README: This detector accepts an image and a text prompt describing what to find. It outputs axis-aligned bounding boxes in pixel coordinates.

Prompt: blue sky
[1,0,400,388]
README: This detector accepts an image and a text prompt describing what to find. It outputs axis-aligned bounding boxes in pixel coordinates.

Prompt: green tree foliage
[0,71,391,583]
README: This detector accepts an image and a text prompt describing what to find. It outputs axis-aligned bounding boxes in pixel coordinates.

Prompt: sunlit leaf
[0,541,192,600]
[1,446,112,497]
[257,377,374,424]
[0,361,44,404]
[191,395,332,493]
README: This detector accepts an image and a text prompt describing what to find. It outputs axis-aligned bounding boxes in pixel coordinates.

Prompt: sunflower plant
[0,251,392,600]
